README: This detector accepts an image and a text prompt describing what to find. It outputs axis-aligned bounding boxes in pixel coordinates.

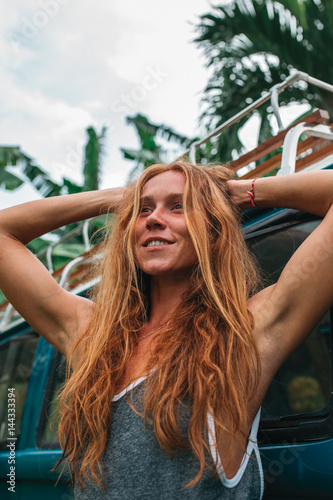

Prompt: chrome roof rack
[184,70,333,165]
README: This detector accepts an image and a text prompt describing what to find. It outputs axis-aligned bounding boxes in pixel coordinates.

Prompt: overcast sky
[0,0,223,208]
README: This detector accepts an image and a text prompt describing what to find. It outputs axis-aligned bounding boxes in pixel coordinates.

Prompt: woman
[0,161,333,499]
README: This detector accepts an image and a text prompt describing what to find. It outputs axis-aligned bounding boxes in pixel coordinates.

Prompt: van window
[249,219,332,427]
[38,352,66,448]
[0,332,39,447]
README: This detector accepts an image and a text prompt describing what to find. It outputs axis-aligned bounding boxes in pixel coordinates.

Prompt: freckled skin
[134,171,198,278]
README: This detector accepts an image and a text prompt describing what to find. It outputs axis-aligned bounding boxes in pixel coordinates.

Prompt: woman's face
[134,171,198,278]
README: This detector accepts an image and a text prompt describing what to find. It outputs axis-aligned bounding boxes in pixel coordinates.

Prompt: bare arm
[0,188,125,357]
[228,170,333,216]
[229,171,333,375]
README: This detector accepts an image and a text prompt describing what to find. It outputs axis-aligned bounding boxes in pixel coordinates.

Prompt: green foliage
[121,114,196,180]
[82,126,107,192]
[0,127,108,281]
[287,376,325,413]
[0,146,62,196]
[194,0,333,163]
[26,237,54,255]
[0,126,107,198]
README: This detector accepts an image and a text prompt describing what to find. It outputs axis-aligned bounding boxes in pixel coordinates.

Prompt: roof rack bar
[278,123,333,176]
[58,253,100,289]
[184,91,273,162]
[0,303,15,331]
[83,219,91,252]
[270,85,284,133]
[300,72,333,93]
[189,143,196,164]
[58,256,85,288]
[46,244,54,273]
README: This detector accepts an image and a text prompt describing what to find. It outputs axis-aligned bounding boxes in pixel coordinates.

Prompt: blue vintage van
[1,72,333,499]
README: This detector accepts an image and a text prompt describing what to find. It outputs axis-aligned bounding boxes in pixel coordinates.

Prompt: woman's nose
[146,208,167,229]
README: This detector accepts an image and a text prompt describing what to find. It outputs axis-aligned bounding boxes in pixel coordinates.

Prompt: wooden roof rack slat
[295,142,333,172]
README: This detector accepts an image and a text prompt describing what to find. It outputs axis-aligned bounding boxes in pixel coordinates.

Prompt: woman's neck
[148,275,190,326]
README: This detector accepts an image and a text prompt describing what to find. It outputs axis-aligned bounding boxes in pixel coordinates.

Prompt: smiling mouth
[145,240,174,247]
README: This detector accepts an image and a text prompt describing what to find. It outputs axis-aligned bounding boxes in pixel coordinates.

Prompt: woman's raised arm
[0,188,125,357]
[228,170,333,216]
[229,170,333,376]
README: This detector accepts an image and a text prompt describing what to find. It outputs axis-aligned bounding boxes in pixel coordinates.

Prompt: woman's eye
[140,206,152,213]
[173,203,183,210]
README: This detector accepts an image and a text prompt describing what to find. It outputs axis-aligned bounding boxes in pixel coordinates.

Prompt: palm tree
[194,0,333,162]
[121,114,195,180]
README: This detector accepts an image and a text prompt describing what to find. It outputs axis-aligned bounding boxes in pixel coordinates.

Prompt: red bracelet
[246,177,258,207]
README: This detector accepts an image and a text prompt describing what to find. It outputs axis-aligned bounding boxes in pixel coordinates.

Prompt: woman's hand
[226,179,254,211]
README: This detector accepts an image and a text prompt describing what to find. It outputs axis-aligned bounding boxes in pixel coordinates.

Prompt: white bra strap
[249,407,261,442]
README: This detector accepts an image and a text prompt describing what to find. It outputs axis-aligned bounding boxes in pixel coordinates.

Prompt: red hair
[55,162,260,489]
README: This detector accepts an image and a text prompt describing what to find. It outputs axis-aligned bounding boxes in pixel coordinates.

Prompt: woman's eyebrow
[140,196,154,204]
[140,194,183,203]
[166,193,183,202]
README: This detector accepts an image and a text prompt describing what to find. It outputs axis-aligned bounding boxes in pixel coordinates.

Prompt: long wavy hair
[55,161,260,489]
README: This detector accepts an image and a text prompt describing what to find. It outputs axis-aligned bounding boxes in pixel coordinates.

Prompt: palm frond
[0,146,62,197]
[82,126,107,192]
[122,113,194,181]
[126,114,194,149]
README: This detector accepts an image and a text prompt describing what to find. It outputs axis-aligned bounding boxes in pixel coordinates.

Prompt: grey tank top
[74,377,264,499]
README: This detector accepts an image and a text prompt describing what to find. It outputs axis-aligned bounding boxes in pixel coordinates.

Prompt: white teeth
[146,240,171,247]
